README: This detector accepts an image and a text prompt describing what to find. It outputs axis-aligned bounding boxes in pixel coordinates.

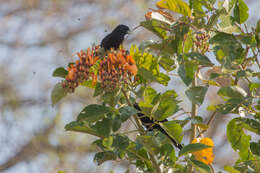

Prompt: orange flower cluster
[62,46,99,92]
[99,49,137,91]
[192,137,214,164]
[62,46,137,92]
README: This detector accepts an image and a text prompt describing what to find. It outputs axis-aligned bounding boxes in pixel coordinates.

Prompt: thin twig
[197,111,217,138]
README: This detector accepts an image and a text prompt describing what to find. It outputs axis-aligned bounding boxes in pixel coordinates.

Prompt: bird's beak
[127,30,132,35]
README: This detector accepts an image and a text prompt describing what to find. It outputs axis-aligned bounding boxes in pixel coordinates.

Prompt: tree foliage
[52,0,260,172]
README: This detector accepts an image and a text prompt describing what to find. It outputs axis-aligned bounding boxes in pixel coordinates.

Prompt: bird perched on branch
[101,24,130,51]
[100,24,182,150]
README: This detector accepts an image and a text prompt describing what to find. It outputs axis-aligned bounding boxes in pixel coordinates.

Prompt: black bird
[101,24,130,51]
[100,24,182,149]
[134,103,183,150]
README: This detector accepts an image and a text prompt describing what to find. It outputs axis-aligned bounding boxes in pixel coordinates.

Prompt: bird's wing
[101,33,112,49]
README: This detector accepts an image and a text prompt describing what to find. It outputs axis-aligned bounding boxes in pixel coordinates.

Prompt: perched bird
[101,24,130,51]
[134,103,183,150]
[100,24,182,149]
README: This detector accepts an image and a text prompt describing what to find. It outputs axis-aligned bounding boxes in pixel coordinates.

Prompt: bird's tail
[134,103,183,150]
[157,126,183,150]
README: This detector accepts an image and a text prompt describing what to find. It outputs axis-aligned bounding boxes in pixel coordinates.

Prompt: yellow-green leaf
[156,0,191,17]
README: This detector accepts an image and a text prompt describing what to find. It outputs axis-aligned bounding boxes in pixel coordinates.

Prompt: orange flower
[125,64,138,76]
[192,137,214,164]
[91,73,97,86]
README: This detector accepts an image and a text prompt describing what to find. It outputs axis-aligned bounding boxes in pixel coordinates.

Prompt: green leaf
[137,136,160,154]
[119,106,139,122]
[227,118,251,160]
[185,86,208,105]
[154,90,179,121]
[51,83,68,106]
[156,73,170,86]
[80,80,96,89]
[224,165,240,173]
[112,135,129,150]
[186,52,213,66]
[161,121,183,143]
[102,136,113,148]
[140,20,168,39]
[210,32,244,68]
[138,67,157,83]
[190,116,203,124]
[233,0,249,24]
[219,14,240,34]
[112,115,122,132]
[249,83,260,92]
[65,121,103,137]
[156,0,191,17]
[250,141,260,156]
[239,118,260,135]
[77,104,111,122]
[159,55,176,72]
[92,118,111,137]
[207,8,225,28]
[218,86,247,99]
[143,87,157,104]
[52,67,68,78]
[178,62,197,86]
[179,143,211,156]
[190,159,212,173]
[94,151,117,165]
[94,83,103,96]
[160,144,176,164]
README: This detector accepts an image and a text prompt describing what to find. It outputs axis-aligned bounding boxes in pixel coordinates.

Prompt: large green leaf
[52,67,68,78]
[210,32,244,68]
[156,0,191,17]
[178,62,197,86]
[154,90,179,121]
[227,118,251,160]
[140,20,168,39]
[179,143,211,156]
[134,48,170,86]
[219,14,240,34]
[190,159,212,173]
[233,0,249,24]
[161,121,183,143]
[51,83,68,106]
[185,86,208,105]
[218,86,247,99]
[77,104,111,122]
[65,121,103,137]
